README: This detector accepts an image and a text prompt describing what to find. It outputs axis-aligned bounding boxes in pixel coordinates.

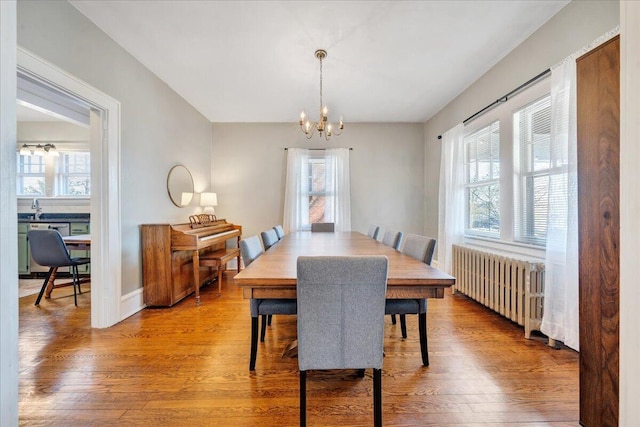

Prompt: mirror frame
[166,164,194,208]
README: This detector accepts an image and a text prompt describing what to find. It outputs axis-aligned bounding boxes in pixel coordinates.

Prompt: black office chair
[28,229,90,306]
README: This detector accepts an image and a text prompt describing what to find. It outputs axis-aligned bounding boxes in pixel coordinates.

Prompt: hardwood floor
[19,272,579,426]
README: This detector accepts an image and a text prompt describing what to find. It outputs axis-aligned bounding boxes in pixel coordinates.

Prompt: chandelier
[299,49,344,141]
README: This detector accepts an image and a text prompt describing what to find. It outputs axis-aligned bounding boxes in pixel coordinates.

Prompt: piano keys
[141,220,242,306]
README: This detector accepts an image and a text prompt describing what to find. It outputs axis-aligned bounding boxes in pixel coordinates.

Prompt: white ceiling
[69,1,568,123]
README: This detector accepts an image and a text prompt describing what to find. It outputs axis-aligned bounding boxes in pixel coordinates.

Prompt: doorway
[17,47,122,328]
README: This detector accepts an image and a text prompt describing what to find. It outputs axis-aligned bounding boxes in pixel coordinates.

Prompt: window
[514,94,551,246]
[58,152,91,196]
[464,121,500,237]
[17,154,46,196]
[461,77,552,249]
[283,147,351,232]
[16,150,90,197]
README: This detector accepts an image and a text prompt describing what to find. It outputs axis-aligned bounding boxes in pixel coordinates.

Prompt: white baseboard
[120,287,145,321]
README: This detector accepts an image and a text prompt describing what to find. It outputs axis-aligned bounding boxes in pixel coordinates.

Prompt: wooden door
[577,35,620,427]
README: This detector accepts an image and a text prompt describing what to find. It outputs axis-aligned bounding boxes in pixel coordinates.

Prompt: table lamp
[200,192,218,220]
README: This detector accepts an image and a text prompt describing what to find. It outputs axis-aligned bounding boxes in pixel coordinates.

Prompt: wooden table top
[63,234,91,249]
[234,232,455,299]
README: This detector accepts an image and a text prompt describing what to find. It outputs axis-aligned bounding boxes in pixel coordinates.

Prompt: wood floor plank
[19,271,579,425]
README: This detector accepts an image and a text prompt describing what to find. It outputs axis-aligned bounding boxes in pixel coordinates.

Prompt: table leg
[44,267,58,298]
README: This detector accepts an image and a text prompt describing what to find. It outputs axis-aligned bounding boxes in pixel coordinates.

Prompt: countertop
[18,213,90,223]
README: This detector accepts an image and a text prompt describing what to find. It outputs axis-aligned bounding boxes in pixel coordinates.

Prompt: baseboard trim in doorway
[120,287,145,321]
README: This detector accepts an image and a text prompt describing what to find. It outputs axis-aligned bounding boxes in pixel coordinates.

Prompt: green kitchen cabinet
[70,222,90,274]
[18,223,30,275]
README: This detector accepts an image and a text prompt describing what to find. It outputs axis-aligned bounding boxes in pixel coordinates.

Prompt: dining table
[234,231,455,301]
[44,234,91,298]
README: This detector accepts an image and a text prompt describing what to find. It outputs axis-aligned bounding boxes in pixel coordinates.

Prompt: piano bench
[199,248,242,295]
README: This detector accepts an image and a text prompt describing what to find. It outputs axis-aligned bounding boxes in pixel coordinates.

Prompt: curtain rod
[437,68,551,140]
[284,147,353,150]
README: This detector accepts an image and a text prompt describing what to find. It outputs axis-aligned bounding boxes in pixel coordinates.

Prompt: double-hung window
[57,152,91,196]
[514,94,551,246]
[464,121,500,237]
[17,154,46,196]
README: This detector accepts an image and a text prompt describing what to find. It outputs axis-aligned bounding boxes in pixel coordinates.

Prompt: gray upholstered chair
[381,229,403,250]
[240,235,297,371]
[28,229,90,306]
[385,234,437,366]
[310,222,335,232]
[260,228,279,251]
[273,225,285,240]
[297,255,388,427]
[367,225,380,240]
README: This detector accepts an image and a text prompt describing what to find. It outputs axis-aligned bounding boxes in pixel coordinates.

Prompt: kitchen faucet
[32,198,42,220]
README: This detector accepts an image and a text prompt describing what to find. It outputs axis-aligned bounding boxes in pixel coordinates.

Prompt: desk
[44,234,91,298]
[234,232,455,299]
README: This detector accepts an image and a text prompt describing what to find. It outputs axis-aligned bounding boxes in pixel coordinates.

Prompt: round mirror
[167,164,194,207]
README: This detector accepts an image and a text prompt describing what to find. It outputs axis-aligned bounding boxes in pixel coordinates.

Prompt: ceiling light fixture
[19,143,60,157]
[299,49,343,141]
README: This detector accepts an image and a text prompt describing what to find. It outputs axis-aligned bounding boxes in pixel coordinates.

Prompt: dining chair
[273,224,285,240]
[260,228,279,251]
[28,229,90,306]
[367,224,380,240]
[385,234,437,366]
[381,229,403,250]
[310,222,335,232]
[297,255,388,427]
[240,235,297,371]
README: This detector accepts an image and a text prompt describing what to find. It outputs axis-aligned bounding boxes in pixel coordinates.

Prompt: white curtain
[540,27,619,351]
[540,55,579,350]
[325,148,351,231]
[437,123,465,275]
[283,147,351,233]
[283,148,309,233]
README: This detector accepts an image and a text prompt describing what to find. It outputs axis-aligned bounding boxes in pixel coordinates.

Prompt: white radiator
[452,244,545,339]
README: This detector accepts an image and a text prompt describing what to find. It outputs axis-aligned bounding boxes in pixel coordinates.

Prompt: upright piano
[141,220,242,306]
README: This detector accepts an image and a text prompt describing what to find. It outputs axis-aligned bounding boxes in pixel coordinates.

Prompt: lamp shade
[200,192,218,207]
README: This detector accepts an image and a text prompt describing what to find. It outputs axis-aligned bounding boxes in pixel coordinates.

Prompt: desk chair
[381,229,403,250]
[310,222,335,232]
[385,234,436,366]
[297,256,388,427]
[367,225,380,240]
[241,236,297,371]
[260,229,279,251]
[28,229,90,306]
[273,225,285,240]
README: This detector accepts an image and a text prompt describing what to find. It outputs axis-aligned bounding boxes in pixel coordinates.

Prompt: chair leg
[300,370,307,427]
[260,314,268,342]
[373,368,382,427]
[71,265,78,306]
[267,314,273,326]
[400,314,407,338]
[250,316,259,371]
[418,312,429,366]
[357,369,365,378]
[75,266,83,294]
[391,314,397,324]
[34,268,55,306]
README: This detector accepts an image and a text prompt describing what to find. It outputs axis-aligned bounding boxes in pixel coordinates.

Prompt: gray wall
[423,0,620,244]
[212,122,425,240]
[17,0,214,294]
